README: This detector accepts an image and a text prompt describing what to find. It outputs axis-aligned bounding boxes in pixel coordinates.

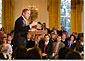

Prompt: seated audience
[75,33,84,57]
[65,50,82,59]
[0,37,12,59]
[14,46,27,59]
[58,47,70,59]
[27,47,42,59]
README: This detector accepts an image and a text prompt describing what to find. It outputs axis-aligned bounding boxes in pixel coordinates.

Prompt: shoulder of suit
[16,16,24,22]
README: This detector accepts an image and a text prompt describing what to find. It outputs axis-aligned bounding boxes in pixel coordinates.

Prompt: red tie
[44,44,47,53]
[54,42,59,56]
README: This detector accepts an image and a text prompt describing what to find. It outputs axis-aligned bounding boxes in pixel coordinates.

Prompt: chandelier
[28,6,38,22]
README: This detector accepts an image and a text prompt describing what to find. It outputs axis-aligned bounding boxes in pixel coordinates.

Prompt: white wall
[14,0,49,28]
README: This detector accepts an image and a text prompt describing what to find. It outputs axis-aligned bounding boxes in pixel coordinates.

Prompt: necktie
[54,42,59,56]
[44,44,47,53]
[23,20,26,26]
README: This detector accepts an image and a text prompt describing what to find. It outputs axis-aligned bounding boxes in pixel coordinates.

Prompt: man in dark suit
[60,26,67,36]
[26,33,35,49]
[41,23,51,34]
[51,26,60,35]
[11,9,37,51]
[39,34,53,59]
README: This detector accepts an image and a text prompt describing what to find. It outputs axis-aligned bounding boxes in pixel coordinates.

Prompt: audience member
[58,47,70,59]
[27,47,42,59]
[41,23,51,34]
[52,35,65,59]
[14,46,27,59]
[65,50,82,59]
[26,33,35,49]
[67,35,76,50]
[39,34,53,59]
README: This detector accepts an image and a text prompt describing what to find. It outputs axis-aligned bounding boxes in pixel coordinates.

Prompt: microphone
[38,22,42,24]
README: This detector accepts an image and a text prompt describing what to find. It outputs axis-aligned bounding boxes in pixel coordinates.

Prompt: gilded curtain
[71,0,84,34]
[47,0,61,30]
[2,0,14,33]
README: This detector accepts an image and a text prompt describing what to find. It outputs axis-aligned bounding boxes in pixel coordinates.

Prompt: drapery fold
[47,0,61,30]
[71,0,84,34]
[2,0,14,33]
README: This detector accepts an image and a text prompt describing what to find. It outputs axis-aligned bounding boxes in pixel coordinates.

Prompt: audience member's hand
[42,53,47,56]
[30,21,37,27]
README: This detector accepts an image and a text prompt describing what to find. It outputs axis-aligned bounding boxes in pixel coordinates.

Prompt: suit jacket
[26,39,35,49]
[51,30,60,35]
[11,16,30,48]
[67,40,76,50]
[41,28,51,34]
[53,41,65,57]
[59,30,67,36]
[39,40,53,59]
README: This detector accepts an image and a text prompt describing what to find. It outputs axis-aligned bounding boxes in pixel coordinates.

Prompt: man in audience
[14,46,27,59]
[26,33,35,49]
[60,26,67,36]
[27,47,42,59]
[50,33,57,43]
[41,23,51,34]
[58,47,70,59]
[39,34,53,59]
[61,33,68,47]
[51,26,59,35]
[52,35,65,59]
[65,50,82,59]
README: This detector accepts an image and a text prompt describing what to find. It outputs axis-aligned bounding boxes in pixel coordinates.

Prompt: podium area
[28,30,48,35]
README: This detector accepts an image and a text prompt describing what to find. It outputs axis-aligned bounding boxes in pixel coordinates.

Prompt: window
[61,0,71,37]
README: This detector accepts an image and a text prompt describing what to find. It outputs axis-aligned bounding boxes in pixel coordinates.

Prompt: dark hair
[14,46,27,59]
[0,27,4,31]
[27,47,42,59]
[65,50,82,59]
[58,47,70,59]
[70,34,76,41]
[22,9,29,15]
[7,33,11,38]
[44,34,50,38]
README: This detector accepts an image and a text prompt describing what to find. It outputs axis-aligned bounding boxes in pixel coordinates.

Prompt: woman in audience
[0,27,6,41]
[0,37,12,59]
[67,35,76,50]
